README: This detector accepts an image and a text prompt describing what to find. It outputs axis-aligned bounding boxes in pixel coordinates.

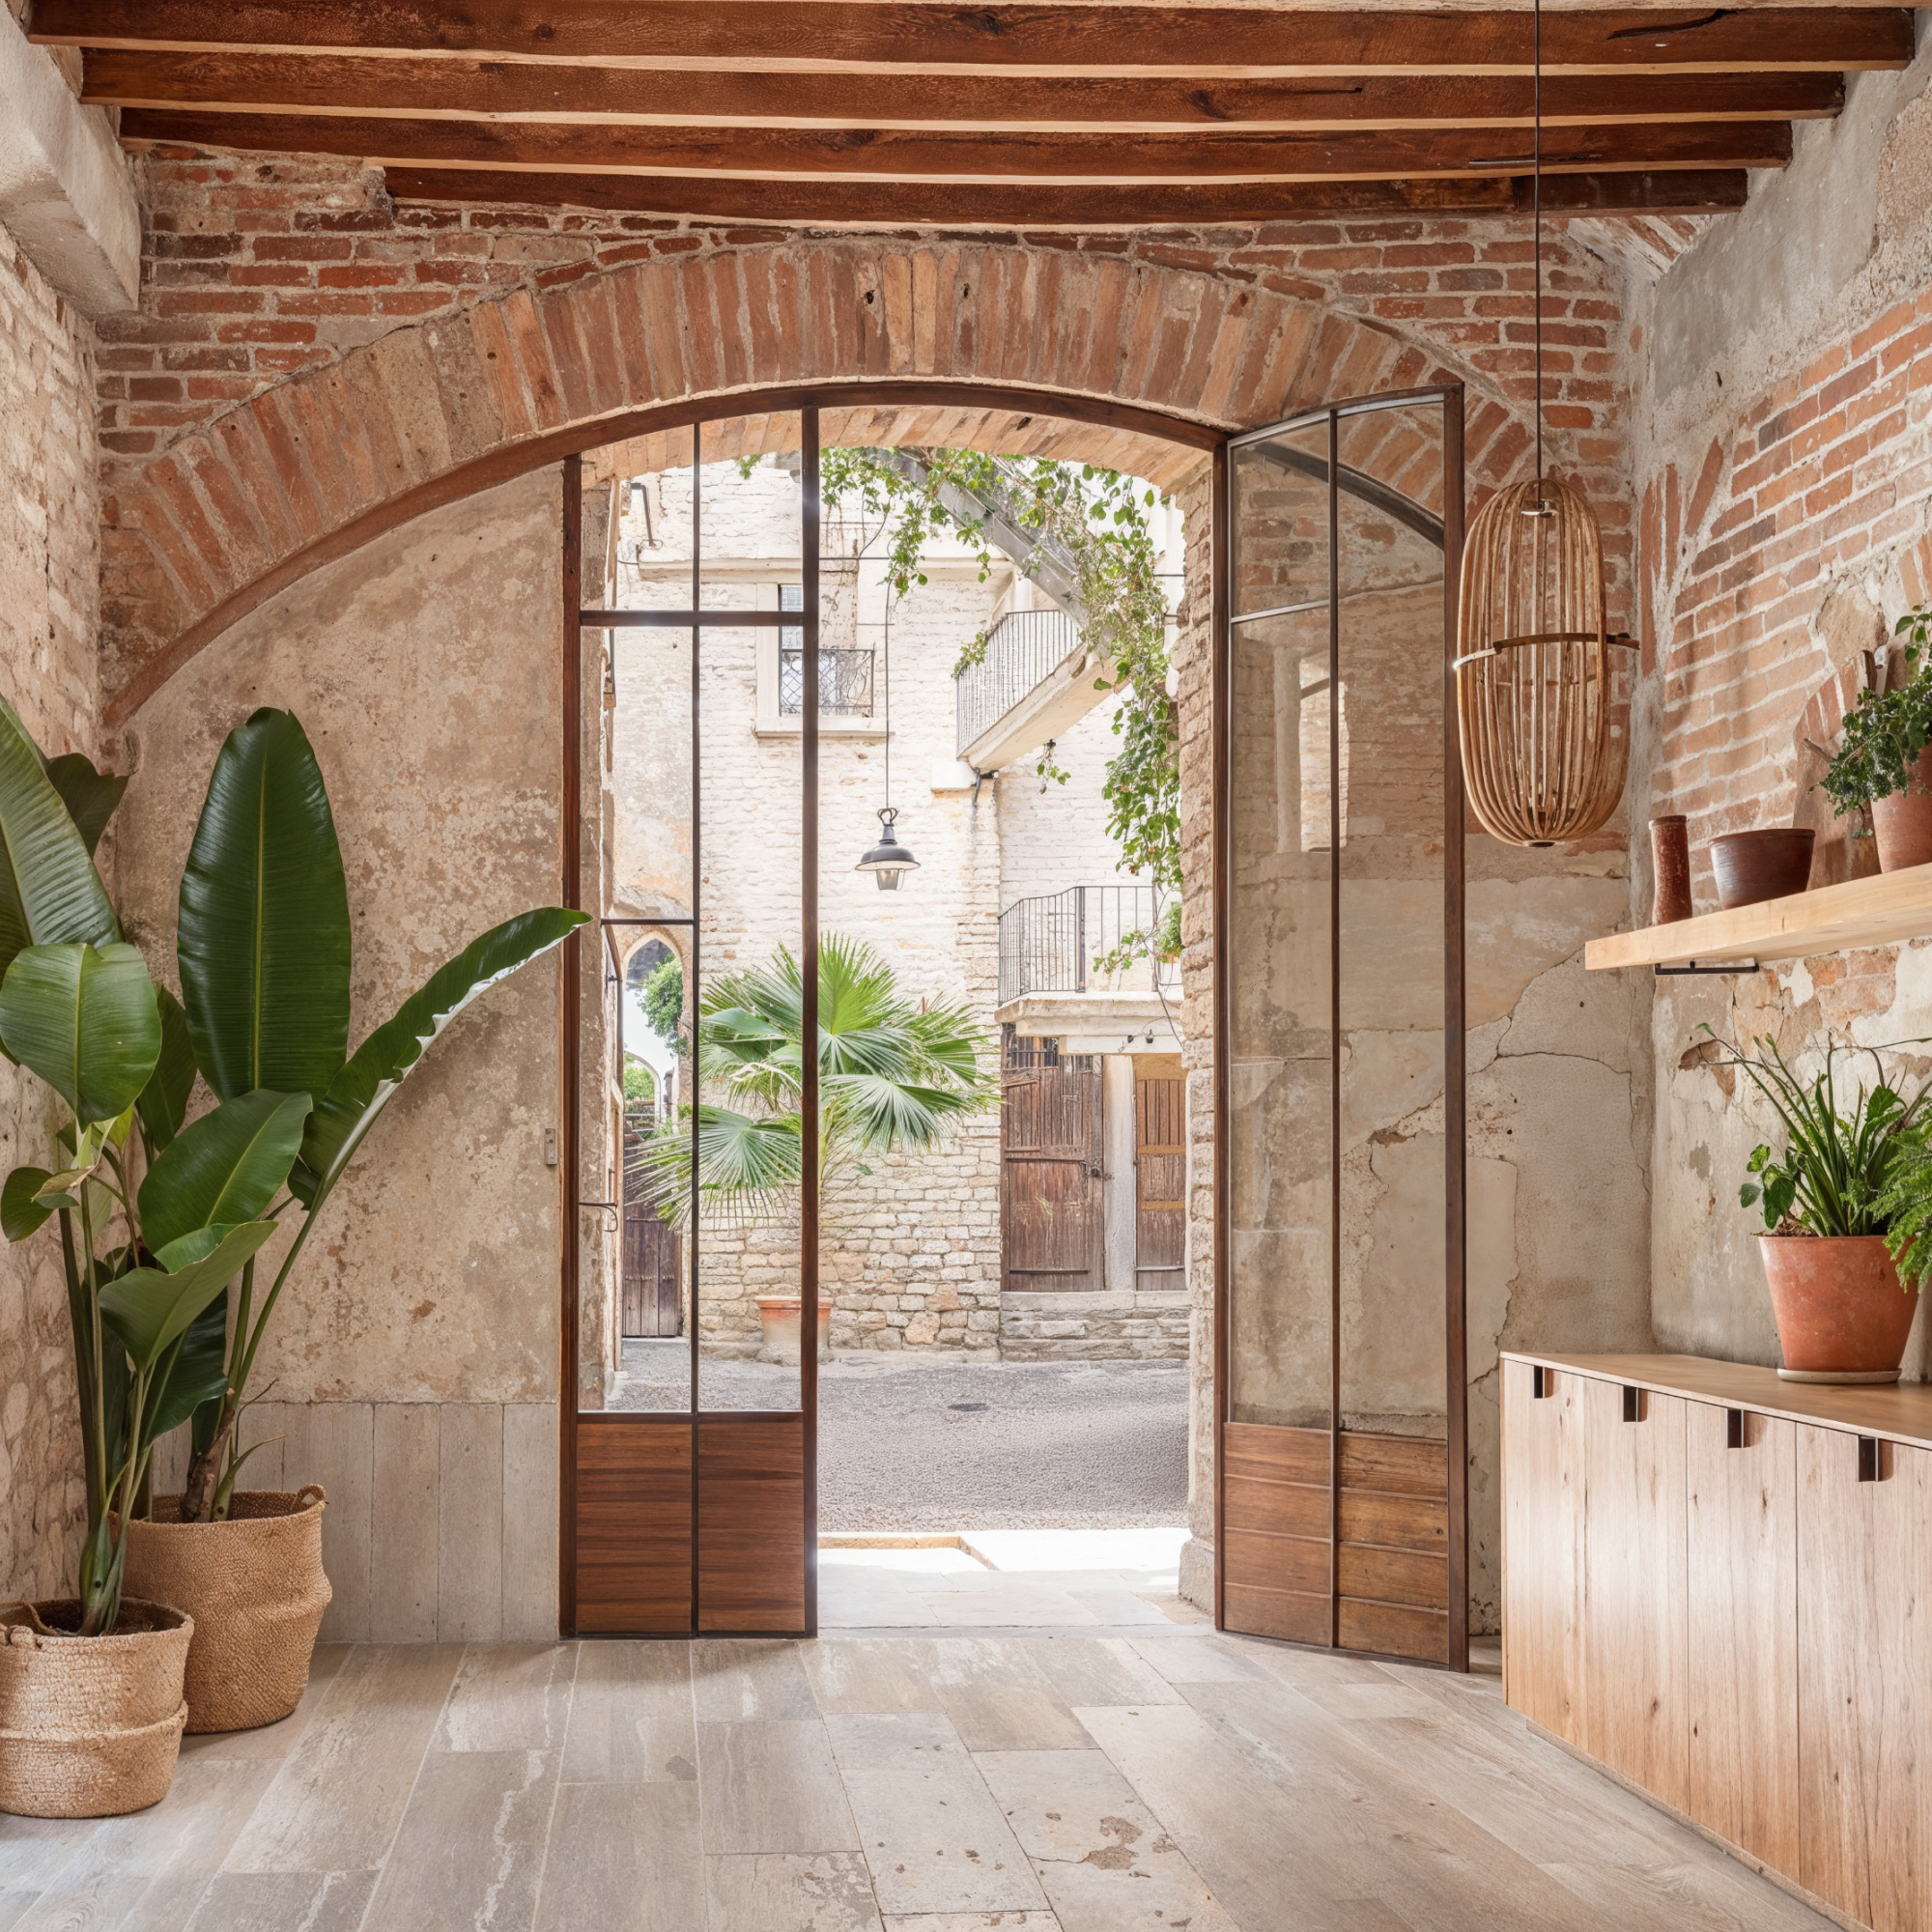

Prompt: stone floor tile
[434,1643,578,1752]
[561,1641,696,1784]
[181,1869,378,1932]
[692,1638,821,1720]
[706,1851,886,1931]
[534,1780,704,1932]
[697,1719,861,1855]
[824,1712,1049,1918]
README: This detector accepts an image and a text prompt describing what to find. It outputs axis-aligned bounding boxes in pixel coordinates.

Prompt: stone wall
[119,470,570,1639]
[0,234,103,1604]
[1628,26,1932,1379]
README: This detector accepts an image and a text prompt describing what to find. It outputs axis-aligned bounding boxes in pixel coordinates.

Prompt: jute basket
[123,1488,330,1734]
[0,1598,191,1817]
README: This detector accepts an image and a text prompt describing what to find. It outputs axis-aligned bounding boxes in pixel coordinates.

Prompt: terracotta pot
[123,1490,330,1734]
[756,1296,832,1366]
[1871,750,1932,872]
[1758,1234,1922,1383]
[0,1599,190,1817]
[1650,814,1692,925]
[1708,828,1815,910]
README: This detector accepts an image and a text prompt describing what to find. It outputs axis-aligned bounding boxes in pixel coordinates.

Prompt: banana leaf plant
[1,697,586,1620]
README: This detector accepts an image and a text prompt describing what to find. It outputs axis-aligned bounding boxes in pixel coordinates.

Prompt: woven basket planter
[0,1599,191,1817]
[123,1489,330,1734]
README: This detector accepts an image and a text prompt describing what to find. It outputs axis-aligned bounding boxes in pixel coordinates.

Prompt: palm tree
[632,933,996,1224]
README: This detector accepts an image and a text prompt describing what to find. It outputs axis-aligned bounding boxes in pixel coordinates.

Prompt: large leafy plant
[0,697,584,1629]
[632,933,994,1224]
[1818,605,1932,819]
[1697,1027,1930,1241]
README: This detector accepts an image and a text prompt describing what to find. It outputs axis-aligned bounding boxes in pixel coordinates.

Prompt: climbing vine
[820,448,1181,892]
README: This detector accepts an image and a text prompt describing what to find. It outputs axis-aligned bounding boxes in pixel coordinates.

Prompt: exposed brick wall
[94,151,1634,726]
[1642,293,1932,901]
[0,236,103,1602]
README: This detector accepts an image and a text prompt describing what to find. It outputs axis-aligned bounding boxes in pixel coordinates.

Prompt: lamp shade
[856,808,919,891]
[1455,476,1634,847]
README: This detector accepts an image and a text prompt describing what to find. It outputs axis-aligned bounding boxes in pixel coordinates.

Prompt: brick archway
[103,234,1553,724]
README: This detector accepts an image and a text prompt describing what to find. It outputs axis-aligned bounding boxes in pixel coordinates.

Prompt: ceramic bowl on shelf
[1708,828,1816,910]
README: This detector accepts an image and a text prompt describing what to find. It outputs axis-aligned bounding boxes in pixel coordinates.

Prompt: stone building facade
[605,454,1181,1365]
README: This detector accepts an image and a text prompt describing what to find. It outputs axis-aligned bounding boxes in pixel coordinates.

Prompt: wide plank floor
[0,1626,1835,1932]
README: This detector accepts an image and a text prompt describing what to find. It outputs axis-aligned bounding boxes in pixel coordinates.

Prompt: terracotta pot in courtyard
[757,1297,833,1365]
[1871,750,1932,872]
[1758,1234,1922,1383]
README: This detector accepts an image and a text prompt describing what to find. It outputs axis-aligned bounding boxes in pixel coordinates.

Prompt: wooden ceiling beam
[78,53,1848,132]
[29,3,1915,78]
[119,109,1795,181]
[378,165,1750,227]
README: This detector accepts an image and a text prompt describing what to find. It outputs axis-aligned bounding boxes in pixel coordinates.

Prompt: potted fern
[1700,1028,1927,1383]
[0,696,583,1781]
[1819,604,1932,871]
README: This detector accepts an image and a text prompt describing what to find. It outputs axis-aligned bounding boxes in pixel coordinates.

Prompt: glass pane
[1333,404,1449,1447]
[611,461,700,612]
[1231,421,1329,619]
[697,447,805,1412]
[1228,589,1335,1433]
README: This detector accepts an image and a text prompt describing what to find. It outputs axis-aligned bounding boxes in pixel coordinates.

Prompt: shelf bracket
[1655,959,1760,977]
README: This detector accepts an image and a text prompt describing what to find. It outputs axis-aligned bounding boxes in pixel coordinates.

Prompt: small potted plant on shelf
[1700,1026,1928,1383]
[1818,603,1932,871]
[0,696,585,1779]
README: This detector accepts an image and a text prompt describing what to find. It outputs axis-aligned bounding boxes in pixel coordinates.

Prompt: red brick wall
[94,150,1633,723]
[1641,291,1932,907]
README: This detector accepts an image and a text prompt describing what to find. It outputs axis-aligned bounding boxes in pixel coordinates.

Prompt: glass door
[1216,389,1468,1666]
[566,413,821,1636]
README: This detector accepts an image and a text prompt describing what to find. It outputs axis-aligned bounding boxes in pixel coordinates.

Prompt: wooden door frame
[1211,385,1470,1670]
[557,380,1222,1639]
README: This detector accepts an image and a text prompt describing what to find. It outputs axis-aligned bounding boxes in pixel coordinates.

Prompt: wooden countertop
[1501,1350,1932,1450]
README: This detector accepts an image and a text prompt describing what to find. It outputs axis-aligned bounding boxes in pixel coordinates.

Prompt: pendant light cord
[1533,0,1544,486]
[882,582,893,814]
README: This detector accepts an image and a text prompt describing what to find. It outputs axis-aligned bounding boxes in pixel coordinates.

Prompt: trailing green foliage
[632,933,995,1225]
[1818,605,1932,821]
[642,954,684,1045]
[0,695,584,1627]
[1697,1027,1932,1248]
[821,448,1180,892]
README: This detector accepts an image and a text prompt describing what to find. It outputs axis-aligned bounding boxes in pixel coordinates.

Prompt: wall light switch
[545,1129,559,1167]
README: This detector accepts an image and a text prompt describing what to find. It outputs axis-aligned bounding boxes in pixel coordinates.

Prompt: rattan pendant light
[1454,0,1637,847]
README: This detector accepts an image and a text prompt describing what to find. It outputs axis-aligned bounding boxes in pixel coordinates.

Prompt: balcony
[997,884,1181,1050]
[955,604,1130,774]
[780,640,873,716]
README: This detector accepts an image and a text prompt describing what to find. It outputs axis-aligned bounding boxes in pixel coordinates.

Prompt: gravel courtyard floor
[611,1343,1189,1530]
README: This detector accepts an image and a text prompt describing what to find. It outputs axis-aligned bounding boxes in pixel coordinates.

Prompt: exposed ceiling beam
[379,166,1751,226]
[117,109,1794,182]
[78,53,1848,130]
[29,4,1916,78]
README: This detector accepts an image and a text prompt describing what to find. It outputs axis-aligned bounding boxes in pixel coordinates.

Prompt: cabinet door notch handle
[1532,1365,1550,1400]
[1859,1435,1883,1483]
[1726,1407,1745,1449]
[1622,1384,1643,1423]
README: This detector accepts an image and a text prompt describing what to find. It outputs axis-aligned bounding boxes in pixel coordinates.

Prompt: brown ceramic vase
[1871,749,1932,872]
[1649,815,1692,925]
[1757,1234,1922,1383]
[1708,828,1815,910]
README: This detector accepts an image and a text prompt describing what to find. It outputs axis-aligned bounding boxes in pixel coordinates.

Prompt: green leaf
[137,1088,312,1253]
[0,695,120,993]
[136,987,197,1151]
[0,942,160,1124]
[177,709,352,1102]
[99,1219,277,1374]
[292,907,586,1206]
[145,1292,231,1443]
[1,1167,55,1240]
[43,753,128,858]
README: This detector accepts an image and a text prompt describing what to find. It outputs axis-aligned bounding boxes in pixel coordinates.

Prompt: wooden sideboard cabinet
[1502,1351,1932,1932]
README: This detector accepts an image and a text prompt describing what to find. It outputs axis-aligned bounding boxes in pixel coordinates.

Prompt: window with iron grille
[776,584,875,715]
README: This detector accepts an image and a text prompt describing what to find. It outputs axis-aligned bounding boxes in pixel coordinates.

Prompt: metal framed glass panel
[1217,388,1467,1668]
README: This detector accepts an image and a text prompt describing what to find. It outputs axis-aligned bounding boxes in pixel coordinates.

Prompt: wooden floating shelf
[1584,859,1932,971]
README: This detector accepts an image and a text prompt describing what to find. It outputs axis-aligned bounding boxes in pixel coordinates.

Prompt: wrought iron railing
[780,642,874,715]
[998,885,1180,1008]
[954,607,1082,754]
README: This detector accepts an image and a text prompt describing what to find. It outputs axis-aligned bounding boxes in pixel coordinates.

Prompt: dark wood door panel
[1338,1542,1447,1610]
[1224,1581,1331,1647]
[697,1414,808,1634]
[1340,1432,1446,1496]
[1224,1526,1330,1597]
[1338,1488,1448,1551]
[575,1416,693,1634]
[1003,1055,1103,1292]
[1339,1597,1447,1662]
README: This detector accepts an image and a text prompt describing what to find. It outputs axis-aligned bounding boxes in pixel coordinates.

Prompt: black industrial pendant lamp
[855,564,919,889]
[857,806,919,891]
